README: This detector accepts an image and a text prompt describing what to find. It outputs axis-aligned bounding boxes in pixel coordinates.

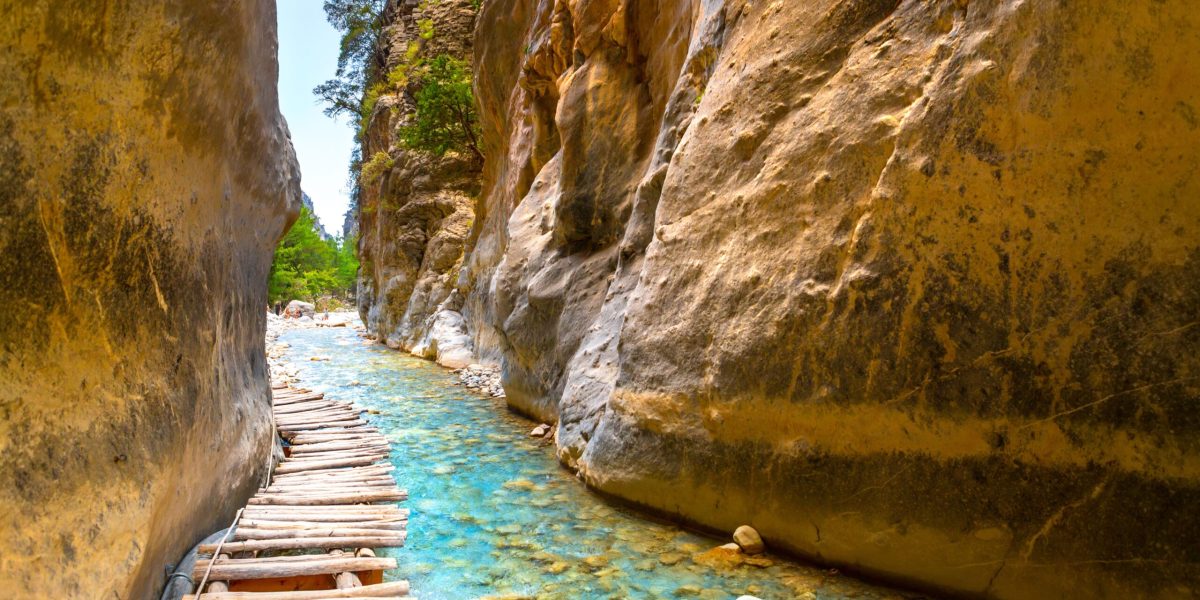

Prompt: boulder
[284,300,315,319]
[733,526,765,555]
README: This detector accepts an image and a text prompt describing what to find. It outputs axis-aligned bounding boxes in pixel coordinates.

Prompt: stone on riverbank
[733,526,765,555]
[284,300,315,319]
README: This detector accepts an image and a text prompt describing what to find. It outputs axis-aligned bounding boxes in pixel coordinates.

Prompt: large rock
[0,1,298,598]
[464,1,1200,598]
[285,300,316,319]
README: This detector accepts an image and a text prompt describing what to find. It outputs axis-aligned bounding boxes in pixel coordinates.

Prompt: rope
[193,507,244,599]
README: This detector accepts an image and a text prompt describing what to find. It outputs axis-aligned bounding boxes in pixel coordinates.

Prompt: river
[278,325,910,600]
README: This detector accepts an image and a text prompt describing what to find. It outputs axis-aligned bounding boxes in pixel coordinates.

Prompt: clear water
[280,326,910,600]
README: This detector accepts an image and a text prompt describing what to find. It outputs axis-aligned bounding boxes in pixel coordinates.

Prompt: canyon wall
[0,1,298,598]
[356,0,482,368]
[458,0,1200,598]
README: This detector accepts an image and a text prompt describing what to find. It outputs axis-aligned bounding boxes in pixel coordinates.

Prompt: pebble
[530,423,550,437]
[452,363,505,397]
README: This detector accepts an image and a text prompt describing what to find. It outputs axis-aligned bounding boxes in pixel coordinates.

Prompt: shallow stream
[279,325,909,600]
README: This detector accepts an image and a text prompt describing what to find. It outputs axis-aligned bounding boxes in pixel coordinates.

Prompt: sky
[277,1,355,237]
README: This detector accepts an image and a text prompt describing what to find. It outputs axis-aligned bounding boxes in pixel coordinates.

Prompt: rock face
[459,0,1200,598]
[0,1,298,598]
[356,0,482,369]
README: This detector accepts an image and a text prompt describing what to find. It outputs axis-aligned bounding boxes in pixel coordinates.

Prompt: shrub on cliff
[360,151,394,187]
[399,55,483,162]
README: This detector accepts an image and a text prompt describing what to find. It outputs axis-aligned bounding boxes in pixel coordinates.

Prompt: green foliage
[418,18,435,40]
[314,0,387,124]
[360,151,395,187]
[398,55,483,161]
[269,206,359,305]
[357,81,387,140]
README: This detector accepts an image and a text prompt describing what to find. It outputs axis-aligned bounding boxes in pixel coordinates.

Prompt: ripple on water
[281,327,910,600]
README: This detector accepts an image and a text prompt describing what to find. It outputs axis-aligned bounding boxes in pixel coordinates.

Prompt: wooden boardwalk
[184,383,411,599]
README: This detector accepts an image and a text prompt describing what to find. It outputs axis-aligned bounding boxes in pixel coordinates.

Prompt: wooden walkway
[184,383,411,599]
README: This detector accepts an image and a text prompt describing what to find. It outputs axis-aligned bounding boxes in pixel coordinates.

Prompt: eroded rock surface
[356,0,482,369]
[0,1,298,597]
[459,0,1200,598]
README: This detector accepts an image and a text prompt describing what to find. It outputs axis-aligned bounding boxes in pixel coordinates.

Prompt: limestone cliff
[0,1,299,598]
[459,0,1200,598]
[356,0,482,368]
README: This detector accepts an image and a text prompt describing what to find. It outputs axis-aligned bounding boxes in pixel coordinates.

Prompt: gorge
[356,0,1200,598]
[0,0,1197,598]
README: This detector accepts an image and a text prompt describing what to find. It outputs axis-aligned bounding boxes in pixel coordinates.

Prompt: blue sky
[278,2,355,236]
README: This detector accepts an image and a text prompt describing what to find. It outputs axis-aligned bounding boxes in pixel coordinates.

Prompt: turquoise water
[280,326,909,600]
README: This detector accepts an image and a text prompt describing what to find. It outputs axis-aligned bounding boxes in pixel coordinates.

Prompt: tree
[398,55,483,162]
[314,0,387,122]
[268,206,359,305]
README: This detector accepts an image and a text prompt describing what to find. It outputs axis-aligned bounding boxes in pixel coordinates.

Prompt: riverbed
[278,325,912,600]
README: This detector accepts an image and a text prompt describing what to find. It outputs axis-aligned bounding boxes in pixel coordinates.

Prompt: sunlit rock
[0,1,298,597]
[733,525,765,555]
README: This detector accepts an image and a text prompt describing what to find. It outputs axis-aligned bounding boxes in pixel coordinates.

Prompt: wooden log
[275,408,356,420]
[269,475,396,487]
[239,518,406,530]
[290,441,390,454]
[269,475,397,486]
[273,394,326,405]
[329,549,363,590]
[282,448,389,461]
[273,463,393,475]
[241,507,405,515]
[259,486,401,498]
[274,456,386,474]
[288,429,383,438]
[272,390,315,398]
[190,556,397,580]
[198,534,406,554]
[241,509,407,519]
[275,401,353,414]
[279,454,389,466]
[181,580,410,599]
[234,526,407,540]
[243,503,406,512]
[286,438,385,448]
[204,552,231,592]
[277,421,369,433]
[263,482,400,493]
[238,514,405,525]
[248,490,407,505]
[275,407,359,420]
[276,415,363,428]
[264,482,396,492]
[241,507,407,518]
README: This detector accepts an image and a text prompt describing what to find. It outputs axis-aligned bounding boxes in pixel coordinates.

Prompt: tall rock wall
[356,0,482,368]
[462,0,1200,598]
[0,1,299,598]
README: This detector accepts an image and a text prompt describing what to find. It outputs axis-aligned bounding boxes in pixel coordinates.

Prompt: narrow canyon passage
[1,0,1197,598]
